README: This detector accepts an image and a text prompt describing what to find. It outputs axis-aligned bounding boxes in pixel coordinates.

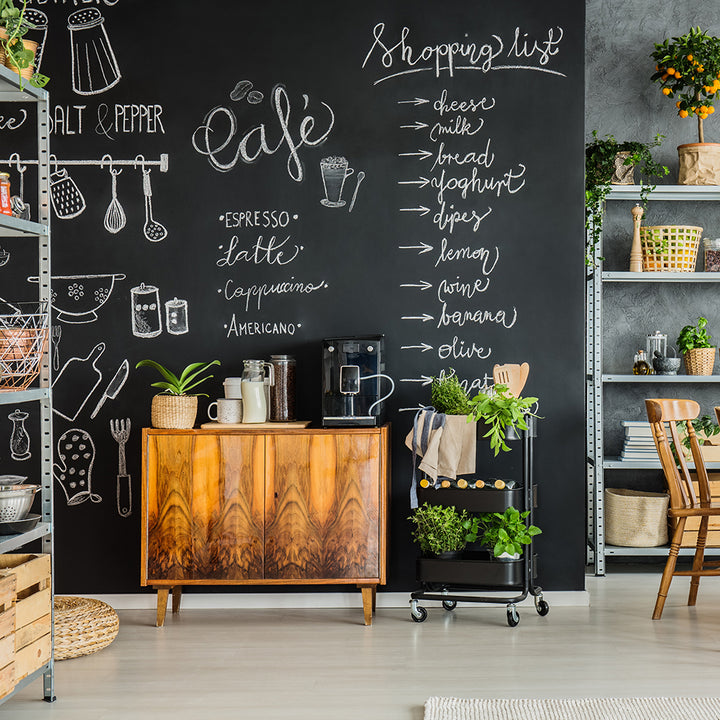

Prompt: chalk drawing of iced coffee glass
[320,156,354,207]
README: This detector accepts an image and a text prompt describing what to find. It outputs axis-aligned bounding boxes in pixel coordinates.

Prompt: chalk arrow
[400,375,434,386]
[398,97,430,106]
[401,343,434,353]
[398,241,433,254]
[398,149,432,161]
[400,121,429,131]
[398,177,431,188]
[400,281,432,291]
[399,206,431,216]
[401,313,434,322]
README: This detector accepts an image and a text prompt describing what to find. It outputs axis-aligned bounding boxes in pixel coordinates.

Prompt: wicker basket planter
[54,596,119,660]
[605,488,669,547]
[640,225,702,272]
[151,394,198,429]
[683,346,716,376]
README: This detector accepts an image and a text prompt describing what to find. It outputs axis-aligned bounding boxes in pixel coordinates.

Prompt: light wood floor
[6,571,720,719]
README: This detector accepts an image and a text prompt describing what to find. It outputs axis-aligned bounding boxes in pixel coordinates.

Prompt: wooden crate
[681,474,720,547]
[0,554,51,687]
[0,575,15,700]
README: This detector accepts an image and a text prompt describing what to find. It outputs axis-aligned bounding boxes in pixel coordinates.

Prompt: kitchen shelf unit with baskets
[0,64,55,704]
[587,184,720,576]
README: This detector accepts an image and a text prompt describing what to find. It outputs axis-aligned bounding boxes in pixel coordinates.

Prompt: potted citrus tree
[651,26,720,184]
[677,316,716,375]
[135,359,220,429]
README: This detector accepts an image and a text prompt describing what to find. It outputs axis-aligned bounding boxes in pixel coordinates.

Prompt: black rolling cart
[409,416,548,627]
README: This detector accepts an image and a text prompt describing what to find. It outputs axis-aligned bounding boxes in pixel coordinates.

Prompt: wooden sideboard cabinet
[141,425,390,626]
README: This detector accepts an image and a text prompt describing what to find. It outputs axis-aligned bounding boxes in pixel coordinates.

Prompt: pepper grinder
[630,204,644,272]
[8,409,30,461]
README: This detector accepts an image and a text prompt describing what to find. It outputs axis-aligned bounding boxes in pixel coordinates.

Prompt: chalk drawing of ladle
[142,168,167,242]
[348,171,365,213]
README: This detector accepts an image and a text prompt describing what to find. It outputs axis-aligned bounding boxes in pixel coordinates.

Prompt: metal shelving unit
[586,184,720,575]
[0,64,54,704]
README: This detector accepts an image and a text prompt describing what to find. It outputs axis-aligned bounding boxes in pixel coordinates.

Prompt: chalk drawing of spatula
[348,171,365,212]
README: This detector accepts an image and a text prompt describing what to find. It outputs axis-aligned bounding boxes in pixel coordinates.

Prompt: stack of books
[620,421,660,462]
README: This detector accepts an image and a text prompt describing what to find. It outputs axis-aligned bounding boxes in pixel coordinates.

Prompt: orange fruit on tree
[667,67,676,74]
[679,109,689,118]
[662,87,671,95]
[687,54,694,61]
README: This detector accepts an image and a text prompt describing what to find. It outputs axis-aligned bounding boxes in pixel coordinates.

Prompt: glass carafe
[240,360,274,423]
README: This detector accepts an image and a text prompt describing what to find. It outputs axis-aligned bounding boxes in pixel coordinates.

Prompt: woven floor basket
[684,346,716,375]
[54,596,119,660]
[640,225,702,272]
[151,394,198,429]
[605,488,669,547]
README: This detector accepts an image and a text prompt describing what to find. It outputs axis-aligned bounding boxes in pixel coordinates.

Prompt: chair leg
[654,518,686,620]
[689,516,709,606]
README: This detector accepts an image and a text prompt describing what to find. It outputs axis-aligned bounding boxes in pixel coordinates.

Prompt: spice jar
[0,173,11,216]
[704,238,720,272]
[269,354,296,422]
[633,349,651,375]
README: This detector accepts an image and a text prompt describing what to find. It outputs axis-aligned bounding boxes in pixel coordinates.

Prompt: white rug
[424,697,720,720]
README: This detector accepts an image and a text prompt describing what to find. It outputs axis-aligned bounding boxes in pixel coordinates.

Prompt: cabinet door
[264,433,381,580]
[144,433,265,582]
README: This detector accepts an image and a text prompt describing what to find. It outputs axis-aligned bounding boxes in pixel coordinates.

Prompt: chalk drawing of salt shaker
[8,409,30,461]
[165,298,188,335]
[68,8,121,96]
[131,283,162,338]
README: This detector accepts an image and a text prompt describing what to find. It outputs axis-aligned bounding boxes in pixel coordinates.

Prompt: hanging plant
[0,0,49,90]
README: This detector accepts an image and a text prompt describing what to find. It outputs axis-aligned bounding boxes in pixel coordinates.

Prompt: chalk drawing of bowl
[27,273,126,324]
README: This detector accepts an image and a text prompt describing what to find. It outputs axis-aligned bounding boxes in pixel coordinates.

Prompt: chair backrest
[645,398,711,511]
[493,363,529,397]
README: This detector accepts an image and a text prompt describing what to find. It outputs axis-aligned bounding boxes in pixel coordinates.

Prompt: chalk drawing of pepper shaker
[8,409,30,461]
[53,428,101,506]
[131,283,162,338]
[165,298,188,335]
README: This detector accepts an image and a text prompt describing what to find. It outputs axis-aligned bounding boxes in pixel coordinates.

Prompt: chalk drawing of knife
[90,359,129,419]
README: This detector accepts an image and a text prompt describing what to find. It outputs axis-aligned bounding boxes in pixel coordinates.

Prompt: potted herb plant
[135,359,220,429]
[677,316,716,375]
[585,131,668,265]
[651,26,720,184]
[467,383,539,456]
[408,502,479,558]
[676,414,720,462]
[478,506,542,559]
[0,0,48,90]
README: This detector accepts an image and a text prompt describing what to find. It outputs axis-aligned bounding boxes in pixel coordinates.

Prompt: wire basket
[0,302,49,391]
[640,225,702,272]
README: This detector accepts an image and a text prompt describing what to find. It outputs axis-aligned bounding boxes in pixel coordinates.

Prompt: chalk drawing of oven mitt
[52,342,105,422]
[53,428,101,506]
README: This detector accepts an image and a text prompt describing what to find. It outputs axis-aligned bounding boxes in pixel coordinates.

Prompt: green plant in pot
[135,359,220,429]
[430,370,473,415]
[677,316,716,376]
[467,384,539,456]
[408,502,479,558]
[478,506,541,559]
[585,131,668,265]
[0,0,49,90]
[651,27,720,184]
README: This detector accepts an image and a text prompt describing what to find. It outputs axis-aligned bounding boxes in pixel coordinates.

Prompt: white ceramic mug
[207,398,243,424]
[223,377,243,399]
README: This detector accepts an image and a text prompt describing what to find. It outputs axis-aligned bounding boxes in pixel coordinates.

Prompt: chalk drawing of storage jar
[131,283,162,338]
[68,8,121,96]
[8,409,30,461]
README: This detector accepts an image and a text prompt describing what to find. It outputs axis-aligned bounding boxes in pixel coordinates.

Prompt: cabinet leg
[372,585,377,613]
[359,585,374,626]
[155,587,169,627]
[172,585,182,614]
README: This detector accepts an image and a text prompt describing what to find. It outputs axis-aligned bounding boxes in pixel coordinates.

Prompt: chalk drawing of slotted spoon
[142,168,167,242]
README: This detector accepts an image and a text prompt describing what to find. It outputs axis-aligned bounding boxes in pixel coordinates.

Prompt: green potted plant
[430,370,472,415]
[651,26,720,184]
[478,506,542,559]
[408,502,479,558]
[0,0,48,90]
[677,316,716,375]
[135,359,220,429]
[585,131,669,265]
[467,384,539,456]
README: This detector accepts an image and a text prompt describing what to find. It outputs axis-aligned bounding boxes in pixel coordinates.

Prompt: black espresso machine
[321,335,394,427]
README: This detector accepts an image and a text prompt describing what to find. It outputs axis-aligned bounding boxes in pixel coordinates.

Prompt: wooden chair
[645,398,720,619]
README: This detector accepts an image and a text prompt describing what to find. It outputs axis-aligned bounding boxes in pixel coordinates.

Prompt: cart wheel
[442,600,457,611]
[535,598,550,616]
[411,605,428,623]
[506,606,520,627]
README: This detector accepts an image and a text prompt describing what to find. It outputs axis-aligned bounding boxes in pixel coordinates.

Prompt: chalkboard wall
[0,0,586,593]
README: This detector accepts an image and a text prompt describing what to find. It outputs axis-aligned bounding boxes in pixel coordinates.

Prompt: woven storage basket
[639,225,702,272]
[605,488,669,547]
[151,394,198,429]
[54,596,119,660]
[684,346,716,376]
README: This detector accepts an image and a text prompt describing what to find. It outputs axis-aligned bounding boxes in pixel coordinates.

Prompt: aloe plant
[135,359,220,397]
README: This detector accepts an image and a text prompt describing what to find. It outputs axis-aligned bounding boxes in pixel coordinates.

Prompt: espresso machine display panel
[321,336,394,427]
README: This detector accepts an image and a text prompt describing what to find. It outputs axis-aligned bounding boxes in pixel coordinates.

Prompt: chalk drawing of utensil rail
[52,342,105,422]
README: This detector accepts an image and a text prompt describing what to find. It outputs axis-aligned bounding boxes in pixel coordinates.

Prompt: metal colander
[0,485,39,522]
